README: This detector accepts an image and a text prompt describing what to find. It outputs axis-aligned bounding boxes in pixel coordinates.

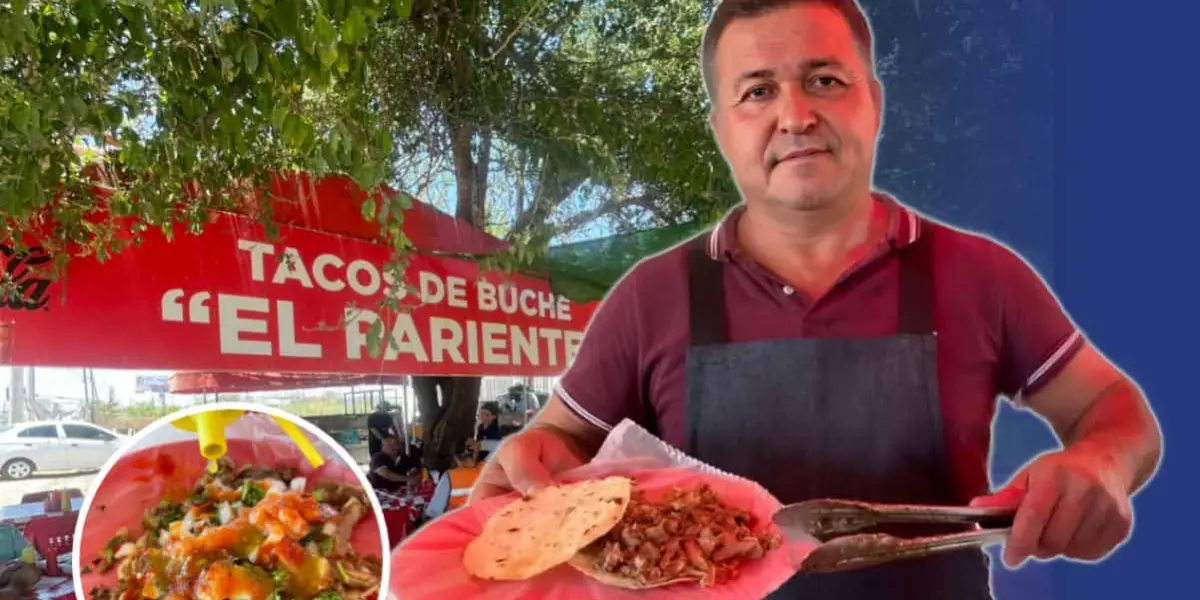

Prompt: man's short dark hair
[700,0,875,102]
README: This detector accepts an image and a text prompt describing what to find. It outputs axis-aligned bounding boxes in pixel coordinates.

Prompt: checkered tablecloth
[375,490,424,547]
[33,576,73,600]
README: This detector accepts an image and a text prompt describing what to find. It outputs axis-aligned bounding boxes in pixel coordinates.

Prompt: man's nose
[776,85,817,134]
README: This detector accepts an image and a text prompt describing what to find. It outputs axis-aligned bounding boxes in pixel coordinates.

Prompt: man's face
[479,409,495,425]
[709,2,882,213]
[383,438,399,454]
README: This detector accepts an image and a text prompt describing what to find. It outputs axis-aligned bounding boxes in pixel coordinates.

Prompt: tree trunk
[416,122,491,472]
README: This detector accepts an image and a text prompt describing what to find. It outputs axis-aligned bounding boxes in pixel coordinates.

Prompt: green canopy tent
[535,220,712,304]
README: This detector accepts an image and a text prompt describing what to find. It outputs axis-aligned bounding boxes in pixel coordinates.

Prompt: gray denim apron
[681,225,993,599]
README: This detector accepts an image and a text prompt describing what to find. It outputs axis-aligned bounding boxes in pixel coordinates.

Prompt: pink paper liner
[390,461,814,600]
[76,437,385,599]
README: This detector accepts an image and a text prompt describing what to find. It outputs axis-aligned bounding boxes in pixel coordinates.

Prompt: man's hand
[971,444,1133,567]
[469,425,589,502]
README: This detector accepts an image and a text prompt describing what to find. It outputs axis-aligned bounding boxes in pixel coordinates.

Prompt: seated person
[446,440,482,511]
[0,551,42,600]
[404,439,424,469]
[475,403,502,442]
[367,436,418,492]
[474,403,503,460]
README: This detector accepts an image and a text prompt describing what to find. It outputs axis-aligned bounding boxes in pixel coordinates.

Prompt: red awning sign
[1,213,597,377]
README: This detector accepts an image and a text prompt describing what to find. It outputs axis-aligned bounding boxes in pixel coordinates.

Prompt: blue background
[863,0,1198,597]
[1048,1,1198,597]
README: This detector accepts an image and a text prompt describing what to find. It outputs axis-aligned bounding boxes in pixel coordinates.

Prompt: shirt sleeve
[556,266,645,432]
[992,244,1085,403]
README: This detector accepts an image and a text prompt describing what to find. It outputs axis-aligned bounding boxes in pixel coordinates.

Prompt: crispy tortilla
[567,545,694,590]
[463,476,634,581]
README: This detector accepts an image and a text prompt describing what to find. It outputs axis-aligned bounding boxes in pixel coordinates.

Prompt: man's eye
[810,76,846,90]
[741,85,773,101]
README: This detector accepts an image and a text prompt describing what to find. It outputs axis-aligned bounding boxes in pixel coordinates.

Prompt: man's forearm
[374,468,409,483]
[1063,378,1162,493]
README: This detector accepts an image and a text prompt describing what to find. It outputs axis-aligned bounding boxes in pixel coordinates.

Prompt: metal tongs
[772,499,1016,574]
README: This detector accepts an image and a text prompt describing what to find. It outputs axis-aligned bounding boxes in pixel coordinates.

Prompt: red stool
[22,513,76,577]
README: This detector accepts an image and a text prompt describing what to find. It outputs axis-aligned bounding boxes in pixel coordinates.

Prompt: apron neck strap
[897,220,935,335]
[687,219,937,345]
[688,235,727,346]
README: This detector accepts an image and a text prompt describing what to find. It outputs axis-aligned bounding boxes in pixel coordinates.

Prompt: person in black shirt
[474,402,503,461]
[366,402,396,458]
[475,402,502,441]
[367,436,417,492]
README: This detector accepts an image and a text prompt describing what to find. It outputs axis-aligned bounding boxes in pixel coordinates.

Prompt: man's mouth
[772,147,830,167]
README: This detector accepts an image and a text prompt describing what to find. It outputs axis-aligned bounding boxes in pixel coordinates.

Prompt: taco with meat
[462,476,780,589]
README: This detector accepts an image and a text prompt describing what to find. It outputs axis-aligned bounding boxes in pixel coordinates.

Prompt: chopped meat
[587,483,780,587]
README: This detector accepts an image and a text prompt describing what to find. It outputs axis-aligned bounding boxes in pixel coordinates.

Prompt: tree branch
[507,156,586,239]
[548,192,655,237]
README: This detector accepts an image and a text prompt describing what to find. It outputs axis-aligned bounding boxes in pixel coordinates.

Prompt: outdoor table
[376,490,423,548]
[22,513,77,577]
[0,498,83,527]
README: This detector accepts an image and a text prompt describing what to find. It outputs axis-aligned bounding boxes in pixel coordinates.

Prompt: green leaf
[342,8,368,44]
[241,41,259,74]
[272,0,301,38]
[318,43,338,68]
[391,0,413,20]
[365,319,382,359]
[314,13,335,46]
[360,198,375,222]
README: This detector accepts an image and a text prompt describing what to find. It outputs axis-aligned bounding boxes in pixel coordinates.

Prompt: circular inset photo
[73,402,389,600]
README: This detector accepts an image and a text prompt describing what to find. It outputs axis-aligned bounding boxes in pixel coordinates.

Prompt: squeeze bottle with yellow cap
[171,410,325,472]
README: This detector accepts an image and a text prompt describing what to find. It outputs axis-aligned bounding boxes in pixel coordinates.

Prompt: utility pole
[10,366,24,423]
[26,367,35,415]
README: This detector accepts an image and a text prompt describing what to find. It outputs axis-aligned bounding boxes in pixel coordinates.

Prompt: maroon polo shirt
[557,196,1083,500]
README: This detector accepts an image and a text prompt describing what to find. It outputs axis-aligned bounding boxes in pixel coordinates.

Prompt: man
[475,402,503,460]
[446,440,482,511]
[471,1,1162,599]
[366,401,395,458]
[367,436,417,492]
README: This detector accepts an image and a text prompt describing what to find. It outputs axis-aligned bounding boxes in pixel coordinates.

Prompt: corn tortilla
[463,476,634,581]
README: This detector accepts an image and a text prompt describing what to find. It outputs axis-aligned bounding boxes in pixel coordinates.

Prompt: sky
[0,367,170,405]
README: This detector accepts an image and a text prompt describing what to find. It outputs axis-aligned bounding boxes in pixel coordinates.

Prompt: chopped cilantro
[318,536,334,556]
[311,488,327,502]
[313,592,341,600]
[272,570,289,587]
[158,503,185,523]
[241,480,266,507]
[190,489,208,504]
[101,548,114,563]
[300,525,321,545]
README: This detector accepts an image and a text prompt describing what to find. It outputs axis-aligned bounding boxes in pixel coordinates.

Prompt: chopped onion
[319,504,338,520]
[114,542,137,560]
[290,477,307,491]
[217,502,235,525]
[181,511,196,535]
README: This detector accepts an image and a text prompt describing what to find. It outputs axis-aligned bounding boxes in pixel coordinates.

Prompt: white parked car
[0,420,131,480]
